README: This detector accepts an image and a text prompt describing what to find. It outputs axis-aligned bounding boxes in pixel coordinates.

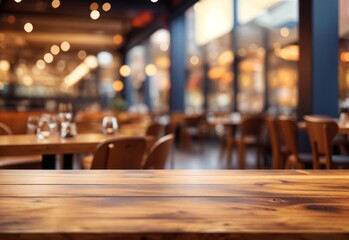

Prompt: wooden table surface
[0,133,148,156]
[1,170,349,240]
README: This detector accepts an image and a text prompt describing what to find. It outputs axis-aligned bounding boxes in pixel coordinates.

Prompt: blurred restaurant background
[0,0,346,117]
[0,0,347,169]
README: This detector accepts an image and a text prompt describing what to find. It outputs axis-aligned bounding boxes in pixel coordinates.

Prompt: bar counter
[0,170,349,240]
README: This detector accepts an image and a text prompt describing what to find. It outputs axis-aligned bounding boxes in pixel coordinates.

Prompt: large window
[149,29,171,113]
[237,0,299,114]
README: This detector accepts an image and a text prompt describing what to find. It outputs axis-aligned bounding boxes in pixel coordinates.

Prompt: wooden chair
[235,114,265,169]
[278,116,312,169]
[142,134,174,169]
[90,136,147,169]
[304,115,349,169]
[180,113,207,151]
[0,122,12,135]
[265,116,287,169]
[0,122,41,169]
[146,122,162,139]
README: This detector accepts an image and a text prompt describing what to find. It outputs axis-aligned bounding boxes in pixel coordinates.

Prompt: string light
[24,23,33,33]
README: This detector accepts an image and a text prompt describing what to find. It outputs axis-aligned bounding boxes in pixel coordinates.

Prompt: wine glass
[58,102,73,123]
[37,114,51,139]
[27,115,39,134]
[102,116,118,135]
[47,114,58,135]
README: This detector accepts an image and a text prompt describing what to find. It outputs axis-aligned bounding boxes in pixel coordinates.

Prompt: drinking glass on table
[102,116,118,135]
[48,114,58,135]
[58,104,73,123]
[27,115,39,134]
[37,114,51,139]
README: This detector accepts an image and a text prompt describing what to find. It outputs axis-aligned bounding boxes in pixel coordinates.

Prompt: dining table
[1,169,349,240]
[0,132,152,169]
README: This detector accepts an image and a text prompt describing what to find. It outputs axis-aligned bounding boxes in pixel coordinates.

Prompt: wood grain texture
[0,170,349,239]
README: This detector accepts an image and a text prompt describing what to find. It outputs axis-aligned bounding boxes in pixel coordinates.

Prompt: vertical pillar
[232,0,239,112]
[144,42,152,111]
[124,53,134,107]
[169,15,186,112]
[298,0,339,119]
[262,27,269,112]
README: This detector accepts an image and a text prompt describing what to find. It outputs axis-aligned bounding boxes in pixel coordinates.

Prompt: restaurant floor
[167,138,271,169]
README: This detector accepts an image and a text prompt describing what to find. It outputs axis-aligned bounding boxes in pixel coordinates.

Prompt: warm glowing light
[78,50,87,60]
[61,41,70,51]
[280,27,290,37]
[119,65,131,77]
[14,0,22,3]
[102,2,111,11]
[151,0,158,2]
[44,53,54,63]
[36,59,46,70]
[22,75,33,86]
[50,45,60,55]
[0,33,4,41]
[218,50,234,65]
[84,55,98,69]
[208,66,225,79]
[7,15,16,24]
[113,80,124,92]
[52,0,60,8]
[221,71,234,83]
[341,52,349,63]
[276,45,299,61]
[90,10,100,20]
[145,64,157,76]
[190,56,200,65]
[97,51,113,66]
[0,60,10,72]
[24,23,33,33]
[90,2,99,11]
[155,56,170,69]
[113,34,123,45]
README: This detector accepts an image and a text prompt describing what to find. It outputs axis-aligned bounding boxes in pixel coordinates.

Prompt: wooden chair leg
[256,145,264,169]
[237,142,245,169]
[285,157,292,169]
[219,137,226,160]
[225,137,233,168]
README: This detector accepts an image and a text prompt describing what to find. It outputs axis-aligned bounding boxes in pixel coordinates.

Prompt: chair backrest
[146,122,162,139]
[239,114,265,138]
[304,115,338,169]
[265,116,282,169]
[91,136,147,169]
[143,134,174,169]
[278,115,298,156]
[183,113,206,127]
[0,122,12,135]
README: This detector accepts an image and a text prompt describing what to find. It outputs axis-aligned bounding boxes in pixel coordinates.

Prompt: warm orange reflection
[113,80,124,92]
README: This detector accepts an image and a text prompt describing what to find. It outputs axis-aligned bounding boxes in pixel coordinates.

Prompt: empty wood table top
[1,170,349,240]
